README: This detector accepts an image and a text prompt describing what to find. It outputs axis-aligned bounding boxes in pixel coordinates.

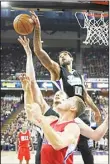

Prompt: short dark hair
[59,51,73,58]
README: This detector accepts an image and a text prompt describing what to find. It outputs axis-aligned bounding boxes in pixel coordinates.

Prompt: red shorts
[18,147,30,160]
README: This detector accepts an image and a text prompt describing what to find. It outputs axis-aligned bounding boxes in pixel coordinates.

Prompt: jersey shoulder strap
[44,108,59,118]
[73,69,83,82]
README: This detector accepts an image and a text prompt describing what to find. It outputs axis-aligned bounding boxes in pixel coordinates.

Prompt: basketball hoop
[75,12,108,46]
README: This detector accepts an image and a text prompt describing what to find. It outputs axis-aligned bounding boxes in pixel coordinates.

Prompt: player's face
[53,91,68,104]
[22,123,27,131]
[59,52,73,66]
[56,98,76,113]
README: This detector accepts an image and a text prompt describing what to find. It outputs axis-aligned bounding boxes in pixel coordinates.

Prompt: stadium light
[1,2,9,8]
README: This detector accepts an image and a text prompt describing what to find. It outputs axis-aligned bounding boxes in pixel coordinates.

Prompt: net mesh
[75,12,109,46]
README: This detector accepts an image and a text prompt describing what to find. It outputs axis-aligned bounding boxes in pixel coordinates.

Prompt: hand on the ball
[30,11,40,28]
[18,36,30,50]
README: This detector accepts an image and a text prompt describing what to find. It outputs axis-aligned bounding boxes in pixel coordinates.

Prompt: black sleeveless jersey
[35,108,59,164]
[60,66,85,100]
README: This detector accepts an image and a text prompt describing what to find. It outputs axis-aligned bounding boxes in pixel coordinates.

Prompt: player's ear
[70,106,77,112]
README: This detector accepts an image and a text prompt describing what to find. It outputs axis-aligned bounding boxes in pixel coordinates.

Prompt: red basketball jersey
[41,120,78,164]
[18,130,30,148]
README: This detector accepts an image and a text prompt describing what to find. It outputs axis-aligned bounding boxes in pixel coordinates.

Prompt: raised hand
[18,36,30,50]
[19,73,31,92]
[30,11,40,28]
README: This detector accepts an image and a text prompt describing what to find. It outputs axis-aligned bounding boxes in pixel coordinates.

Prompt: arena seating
[83,48,109,78]
[1,96,21,125]
[1,46,108,79]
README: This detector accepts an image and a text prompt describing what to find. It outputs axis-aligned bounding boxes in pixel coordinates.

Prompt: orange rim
[82,12,108,18]
[91,1,109,6]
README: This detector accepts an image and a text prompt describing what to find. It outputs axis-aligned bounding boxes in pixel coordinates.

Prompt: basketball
[13,14,34,35]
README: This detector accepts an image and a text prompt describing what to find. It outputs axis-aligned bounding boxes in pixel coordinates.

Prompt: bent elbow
[52,142,64,151]
[94,138,100,141]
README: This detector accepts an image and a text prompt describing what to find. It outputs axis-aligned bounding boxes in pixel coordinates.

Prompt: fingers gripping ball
[13,14,34,35]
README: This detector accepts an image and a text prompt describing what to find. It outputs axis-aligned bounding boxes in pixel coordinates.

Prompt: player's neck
[21,130,27,134]
[53,102,60,110]
[58,111,75,123]
[65,63,72,73]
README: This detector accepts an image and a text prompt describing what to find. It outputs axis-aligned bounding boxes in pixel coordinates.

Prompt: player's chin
[62,61,69,66]
[56,103,63,109]
[55,99,62,103]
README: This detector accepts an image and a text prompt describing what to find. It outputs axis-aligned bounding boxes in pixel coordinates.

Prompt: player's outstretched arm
[18,36,40,105]
[18,36,36,81]
[75,116,108,141]
[19,75,48,125]
[83,89,101,125]
[30,11,60,81]
[19,74,50,116]
[19,74,35,123]
[18,35,50,114]
[18,36,44,107]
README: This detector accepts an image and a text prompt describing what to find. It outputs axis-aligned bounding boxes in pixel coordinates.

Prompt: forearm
[31,81,48,114]
[33,27,54,68]
[77,117,108,141]
[25,47,48,112]
[85,94,100,113]
[24,87,34,107]
[24,91,38,124]
[25,47,32,56]
[40,117,63,150]
[25,48,36,81]
[33,27,42,52]
[94,116,108,141]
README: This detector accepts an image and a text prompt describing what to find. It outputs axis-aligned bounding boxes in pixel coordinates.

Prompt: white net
[75,12,109,46]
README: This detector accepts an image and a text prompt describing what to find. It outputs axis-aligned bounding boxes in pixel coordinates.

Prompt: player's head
[59,51,73,66]
[56,96,85,117]
[22,122,28,131]
[53,90,68,105]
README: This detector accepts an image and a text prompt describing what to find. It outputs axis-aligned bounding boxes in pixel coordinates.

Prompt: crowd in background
[1,110,27,151]
[1,46,108,79]
[1,96,21,126]
[83,48,109,78]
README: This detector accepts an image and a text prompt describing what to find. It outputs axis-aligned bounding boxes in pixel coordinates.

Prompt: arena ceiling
[1,1,109,11]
